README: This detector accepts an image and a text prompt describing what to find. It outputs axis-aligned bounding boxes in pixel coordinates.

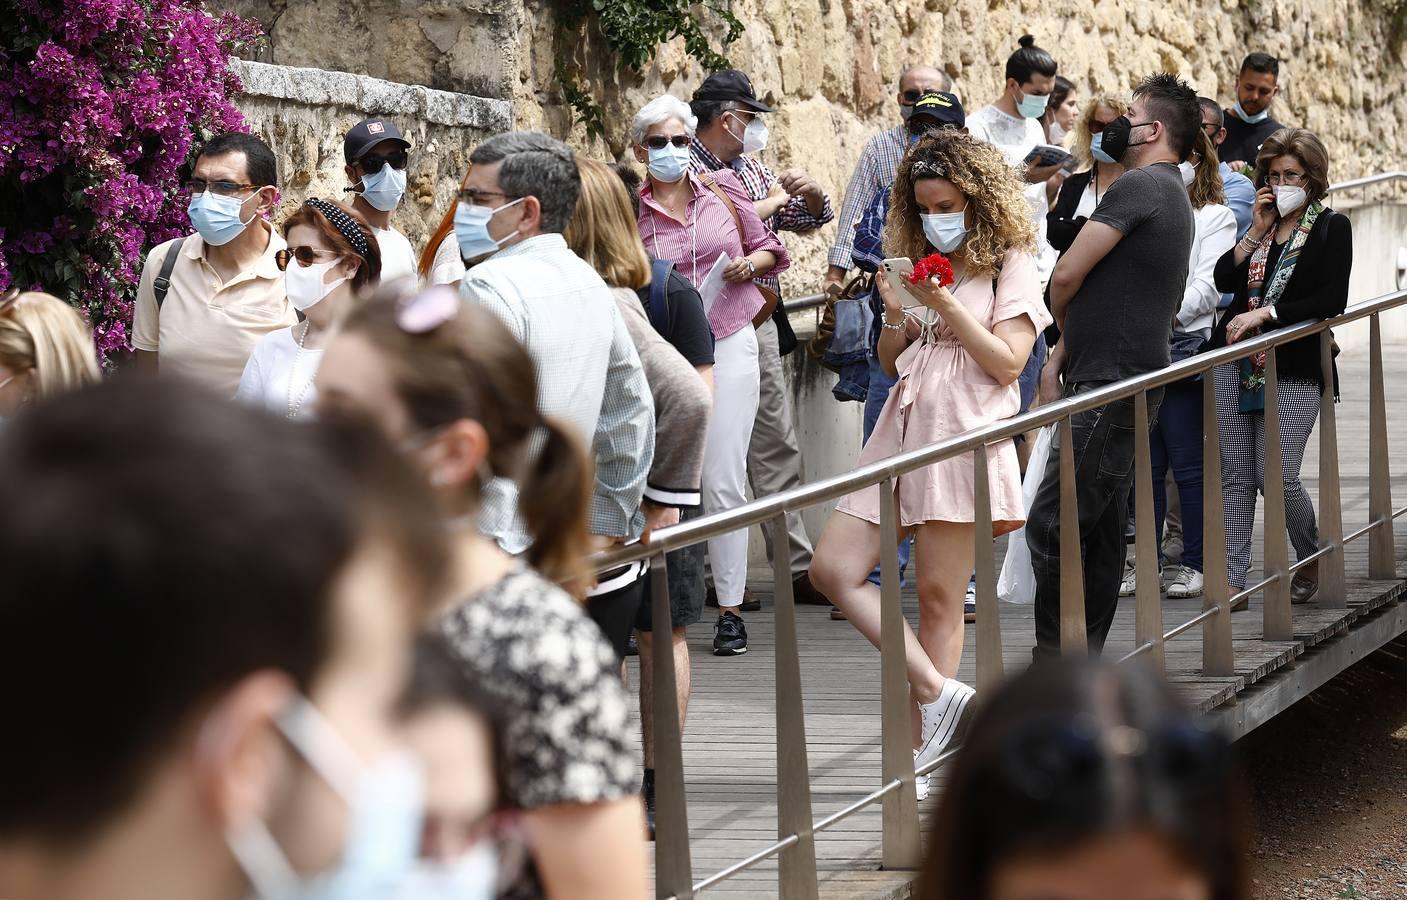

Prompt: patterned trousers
[1213,364,1321,589]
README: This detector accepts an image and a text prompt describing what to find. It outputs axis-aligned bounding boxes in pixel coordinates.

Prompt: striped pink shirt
[637,169,790,339]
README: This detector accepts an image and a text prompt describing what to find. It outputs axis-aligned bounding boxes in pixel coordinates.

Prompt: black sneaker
[641,768,656,841]
[705,586,760,612]
[712,613,748,656]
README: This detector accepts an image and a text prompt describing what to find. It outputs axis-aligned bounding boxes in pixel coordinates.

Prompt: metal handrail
[775,171,1407,318]
[593,288,1407,571]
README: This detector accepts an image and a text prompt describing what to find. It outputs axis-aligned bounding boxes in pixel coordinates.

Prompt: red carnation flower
[905,252,955,288]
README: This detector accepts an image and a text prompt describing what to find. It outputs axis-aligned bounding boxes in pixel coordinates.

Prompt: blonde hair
[564,158,652,290]
[1070,94,1131,171]
[1255,127,1331,207]
[885,130,1036,278]
[0,292,101,399]
[1187,127,1226,210]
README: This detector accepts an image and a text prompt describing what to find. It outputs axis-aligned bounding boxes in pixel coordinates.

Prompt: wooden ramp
[626,347,1407,899]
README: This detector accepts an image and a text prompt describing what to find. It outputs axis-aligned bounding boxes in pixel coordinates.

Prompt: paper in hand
[697,251,731,314]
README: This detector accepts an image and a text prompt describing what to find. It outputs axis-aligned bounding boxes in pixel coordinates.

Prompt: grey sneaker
[1291,573,1319,605]
[1118,559,1138,597]
[1165,565,1204,599]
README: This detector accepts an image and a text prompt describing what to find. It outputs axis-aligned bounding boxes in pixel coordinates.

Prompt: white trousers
[703,326,761,608]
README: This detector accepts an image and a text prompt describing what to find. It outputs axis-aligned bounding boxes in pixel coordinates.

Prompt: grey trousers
[748,318,814,576]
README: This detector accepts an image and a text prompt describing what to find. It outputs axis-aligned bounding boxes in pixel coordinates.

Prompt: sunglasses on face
[274,246,341,271]
[183,179,260,197]
[644,135,691,151]
[358,149,409,174]
[900,89,924,104]
[1087,120,1112,134]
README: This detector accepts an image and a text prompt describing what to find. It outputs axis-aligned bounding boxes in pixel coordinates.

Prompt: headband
[304,199,372,260]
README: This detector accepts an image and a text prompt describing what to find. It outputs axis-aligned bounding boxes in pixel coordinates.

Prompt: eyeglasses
[275,246,341,271]
[644,135,691,151]
[1086,120,1111,134]
[358,149,409,174]
[456,188,520,207]
[1200,121,1221,136]
[900,89,924,104]
[397,285,461,334]
[1265,171,1307,186]
[182,179,261,197]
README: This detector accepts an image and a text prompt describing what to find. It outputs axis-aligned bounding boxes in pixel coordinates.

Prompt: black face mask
[1099,116,1155,162]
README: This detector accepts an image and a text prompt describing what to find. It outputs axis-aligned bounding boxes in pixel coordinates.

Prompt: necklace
[285,320,317,419]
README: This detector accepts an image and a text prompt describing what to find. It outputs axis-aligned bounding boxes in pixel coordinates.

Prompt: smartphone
[881,258,920,308]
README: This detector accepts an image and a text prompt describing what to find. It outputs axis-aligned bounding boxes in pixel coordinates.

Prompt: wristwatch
[1265,304,1279,324]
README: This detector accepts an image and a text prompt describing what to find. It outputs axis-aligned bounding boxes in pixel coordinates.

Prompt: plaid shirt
[689,138,833,299]
[462,234,654,547]
[829,125,910,269]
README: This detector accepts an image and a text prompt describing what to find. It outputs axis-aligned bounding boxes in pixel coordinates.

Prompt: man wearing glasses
[823,64,953,296]
[343,118,419,285]
[1196,97,1256,240]
[133,132,295,395]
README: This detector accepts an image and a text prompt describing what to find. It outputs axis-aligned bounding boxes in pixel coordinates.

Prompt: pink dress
[835,249,1053,536]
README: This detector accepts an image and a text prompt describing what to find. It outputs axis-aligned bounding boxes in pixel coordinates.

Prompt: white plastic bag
[997,425,1055,605]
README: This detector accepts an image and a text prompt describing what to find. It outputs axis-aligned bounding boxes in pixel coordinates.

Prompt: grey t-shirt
[1062,162,1194,383]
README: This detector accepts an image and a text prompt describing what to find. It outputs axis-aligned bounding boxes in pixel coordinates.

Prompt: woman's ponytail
[516,417,593,599]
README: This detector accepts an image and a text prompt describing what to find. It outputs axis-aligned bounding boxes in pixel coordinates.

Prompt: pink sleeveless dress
[835,249,1053,536]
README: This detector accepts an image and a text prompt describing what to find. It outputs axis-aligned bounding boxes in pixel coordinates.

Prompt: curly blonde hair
[885,130,1036,278]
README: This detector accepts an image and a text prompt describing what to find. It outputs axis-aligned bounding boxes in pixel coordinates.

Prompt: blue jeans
[1149,378,1204,572]
[863,353,911,585]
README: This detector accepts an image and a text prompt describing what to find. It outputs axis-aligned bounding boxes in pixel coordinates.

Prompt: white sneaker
[1165,565,1204,599]
[915,678,975,772]
[915,772,930,801]
[1118,560,1137,597]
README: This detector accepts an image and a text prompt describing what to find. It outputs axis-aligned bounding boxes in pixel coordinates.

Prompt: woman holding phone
[810,131,1050,784]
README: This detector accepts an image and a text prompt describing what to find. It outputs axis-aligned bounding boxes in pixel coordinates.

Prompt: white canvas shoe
[915,678,975,772]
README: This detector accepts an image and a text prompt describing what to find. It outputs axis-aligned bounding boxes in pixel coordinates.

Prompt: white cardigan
[1176,203,1237,340]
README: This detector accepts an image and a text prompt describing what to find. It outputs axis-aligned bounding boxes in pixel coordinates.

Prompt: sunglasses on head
[644,135,691,151]
[358,149,409,174]
[274,246,341,271]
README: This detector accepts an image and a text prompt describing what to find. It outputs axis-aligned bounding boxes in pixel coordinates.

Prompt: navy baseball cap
[908,91,965,132]
[692,69,774,113]
[343,118,411,164]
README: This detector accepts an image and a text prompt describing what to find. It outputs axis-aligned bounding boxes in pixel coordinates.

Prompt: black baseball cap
[908,91,965,131]
[343,118,411,164]
[692,69,774,113]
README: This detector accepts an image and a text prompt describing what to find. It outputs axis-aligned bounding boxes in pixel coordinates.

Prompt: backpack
[152,236,190,309]
[645,258,673,336]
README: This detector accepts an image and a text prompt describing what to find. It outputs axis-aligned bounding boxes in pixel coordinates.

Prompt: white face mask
[1178,160,1197,187]
[1274,184,1308,218]
[390,844,499,900]
[726,112,768,155]
[284,257,349,312]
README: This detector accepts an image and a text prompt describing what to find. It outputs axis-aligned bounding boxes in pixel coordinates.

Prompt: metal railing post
[1058,416,1088,655]
[1317,332,1347,607]
[648,555,693,899]
[1132,392,1165,671]
[973,447,1003,691]
[1367,314,1398,578]
[878,480,921,869]
[1201,370,1234,675]
[769,516,819,900]
[1261,350,1293,640]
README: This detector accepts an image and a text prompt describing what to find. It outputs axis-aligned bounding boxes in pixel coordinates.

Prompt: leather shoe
[792,571,831,606]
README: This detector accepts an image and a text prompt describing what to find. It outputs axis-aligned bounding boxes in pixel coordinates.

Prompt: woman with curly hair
[810,130,1052,786]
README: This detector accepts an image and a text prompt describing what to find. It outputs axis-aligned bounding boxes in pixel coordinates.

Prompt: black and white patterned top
[438,566,634,899]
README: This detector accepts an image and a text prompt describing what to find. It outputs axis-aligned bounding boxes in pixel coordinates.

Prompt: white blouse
[234,326,322,419]
[1177,203,1238,340]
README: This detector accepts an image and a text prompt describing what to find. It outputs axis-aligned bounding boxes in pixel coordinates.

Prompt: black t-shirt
[635,266,715,366]
[1221,110,1284,166]
[1062,162,1194,383]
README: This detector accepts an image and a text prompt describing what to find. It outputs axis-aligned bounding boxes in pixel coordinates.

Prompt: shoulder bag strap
[153,236,189,310]
[647,258,673,335]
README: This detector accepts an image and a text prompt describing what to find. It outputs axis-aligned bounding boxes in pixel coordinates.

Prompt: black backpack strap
[647,258,673,335]
[152,236,188,310]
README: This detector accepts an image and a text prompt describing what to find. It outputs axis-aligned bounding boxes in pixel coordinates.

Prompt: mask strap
[227,815,302,900]
[276,696,362,800]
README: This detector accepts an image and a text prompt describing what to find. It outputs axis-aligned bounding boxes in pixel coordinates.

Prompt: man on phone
[1221,53,1285,172]
[1031,73,1199,657]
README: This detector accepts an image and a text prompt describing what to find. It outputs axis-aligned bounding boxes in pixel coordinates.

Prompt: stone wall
[220,0,1407,297]
[229,59,511,252]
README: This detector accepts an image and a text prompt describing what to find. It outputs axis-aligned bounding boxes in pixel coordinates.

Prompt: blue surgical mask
[453,197,525,262]
[390,844,498,900]
[358,165,407,212]
[920,207,968,254]
[188,191,256,246]
[226,698,426,900]
[1090,133,1117,165]
[1233,100,1271,125]
[1016,89,1050,120]
[646,146,691,183]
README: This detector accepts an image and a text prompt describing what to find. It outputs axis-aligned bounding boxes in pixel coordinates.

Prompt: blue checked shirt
[461,234,654,548]
[829,125,910,269]
[689,138,834,299]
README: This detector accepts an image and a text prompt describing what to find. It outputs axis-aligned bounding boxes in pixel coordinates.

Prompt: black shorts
[634,507,706,633]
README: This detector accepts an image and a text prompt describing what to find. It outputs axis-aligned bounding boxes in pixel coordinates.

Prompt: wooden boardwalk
[626,346,1407,899]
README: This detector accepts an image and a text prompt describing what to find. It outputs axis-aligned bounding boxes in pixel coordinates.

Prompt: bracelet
[882,317,905,331]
